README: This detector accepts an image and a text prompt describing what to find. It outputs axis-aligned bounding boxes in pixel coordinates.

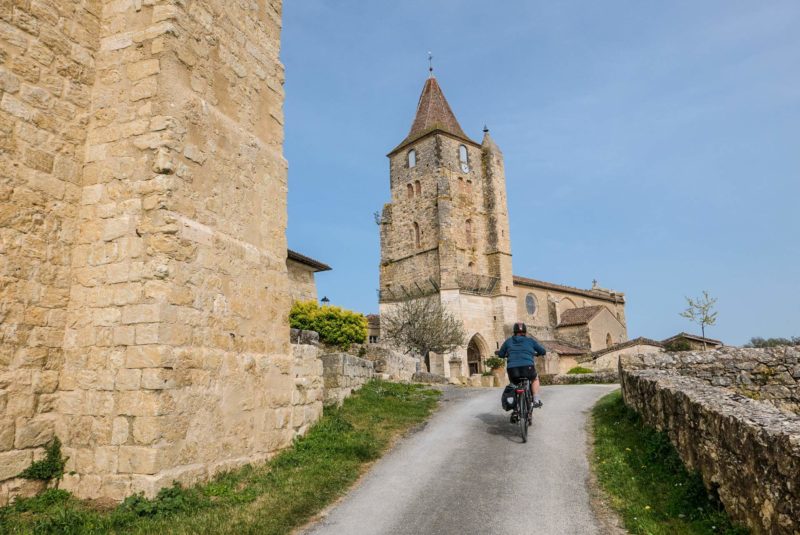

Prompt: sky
[280,1,800,346]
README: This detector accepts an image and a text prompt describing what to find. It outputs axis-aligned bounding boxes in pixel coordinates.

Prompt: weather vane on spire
[428,51,433,76]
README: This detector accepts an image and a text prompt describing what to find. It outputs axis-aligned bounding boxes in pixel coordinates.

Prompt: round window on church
[525,293,537,316]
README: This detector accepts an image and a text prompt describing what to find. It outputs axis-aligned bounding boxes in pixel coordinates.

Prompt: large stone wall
[625,346,799,413]
[1,0,99,492]
[320,353,375,407]
[1,0,300,503]
[620,348,800,534]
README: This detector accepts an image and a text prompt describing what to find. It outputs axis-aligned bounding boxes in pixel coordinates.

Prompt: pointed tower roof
[389,76,477,155]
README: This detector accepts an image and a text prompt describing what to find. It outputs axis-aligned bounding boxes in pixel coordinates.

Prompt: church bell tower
[378,72,516,378]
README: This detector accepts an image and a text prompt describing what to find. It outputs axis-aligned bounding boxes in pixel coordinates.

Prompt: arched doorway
[467,334,487,375]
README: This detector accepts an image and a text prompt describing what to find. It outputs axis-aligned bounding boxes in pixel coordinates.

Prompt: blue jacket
[497,335,547,369]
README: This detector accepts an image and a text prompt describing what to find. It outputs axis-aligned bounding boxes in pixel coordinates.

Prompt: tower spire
[389,75,477,154]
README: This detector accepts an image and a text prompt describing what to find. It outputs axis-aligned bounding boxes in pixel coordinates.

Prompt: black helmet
[513,322,527,335]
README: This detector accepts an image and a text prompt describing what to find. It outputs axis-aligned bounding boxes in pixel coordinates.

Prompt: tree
[380,297,466,371]
[679,290,718,350]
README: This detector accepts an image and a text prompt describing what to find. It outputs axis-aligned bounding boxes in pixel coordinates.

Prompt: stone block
[14,417,54,449]
[116,369,141,390]
[140,369,177,390]
[111,417,129,445]
[125,345,175,368]
[131,416,163,445]
[126,59,160,81]
[118,446,162,475]
[0,450,32,481]
[0,419,15,451]
[116,391,174,416]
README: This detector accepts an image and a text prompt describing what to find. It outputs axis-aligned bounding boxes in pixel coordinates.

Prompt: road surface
[303,384,618,535]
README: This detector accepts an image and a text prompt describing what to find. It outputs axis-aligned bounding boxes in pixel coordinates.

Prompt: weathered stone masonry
[0,0,319,503]
[620,347,800,535]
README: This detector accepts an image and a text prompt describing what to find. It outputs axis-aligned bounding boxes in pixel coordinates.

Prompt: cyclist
[496,322,546,416]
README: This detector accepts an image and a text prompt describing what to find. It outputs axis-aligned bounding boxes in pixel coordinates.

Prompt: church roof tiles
[390,76,477,155]
[557,306,607,327]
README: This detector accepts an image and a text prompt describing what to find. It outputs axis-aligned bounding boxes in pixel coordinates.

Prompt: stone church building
[378,75,628,378]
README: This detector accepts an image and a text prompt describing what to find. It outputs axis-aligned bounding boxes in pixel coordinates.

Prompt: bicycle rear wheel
[518,391,528,442]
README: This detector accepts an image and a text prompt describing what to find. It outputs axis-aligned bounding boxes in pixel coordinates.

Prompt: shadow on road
[475,412,522,442]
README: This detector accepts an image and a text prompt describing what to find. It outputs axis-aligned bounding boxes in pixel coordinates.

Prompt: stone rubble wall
[625,346,799,413]
[320,352,375,407]
[620,348,800,535]
[361,344,418,382]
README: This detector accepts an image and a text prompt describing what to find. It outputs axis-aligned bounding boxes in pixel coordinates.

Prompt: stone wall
[361,344,418,382]
[320,353,375,407]
[625,346,799,413]
[1,0,298,503]
[620,347,800,534]
[286,259,317,304]
[1,0,99,494]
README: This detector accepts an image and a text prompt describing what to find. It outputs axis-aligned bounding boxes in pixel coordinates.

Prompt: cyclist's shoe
[510,412,519,423]
[532,399,543,409]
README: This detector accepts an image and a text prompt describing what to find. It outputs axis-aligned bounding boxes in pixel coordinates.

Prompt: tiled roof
[389,76,477,154]
[286,249,331,272]
[557,306,606,327]
[590,337,664,359]
[513,275,625,304]
[662,332,723,346]
[540,340,587,356]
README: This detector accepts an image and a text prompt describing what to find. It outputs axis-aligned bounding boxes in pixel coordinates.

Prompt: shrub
[289,301,367,348]
[18,437,68,482]
[566,366,594,375]
[664,339,692,352]
[484,357,505,370]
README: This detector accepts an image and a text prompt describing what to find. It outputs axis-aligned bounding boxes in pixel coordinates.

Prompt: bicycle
[511,377,533,442]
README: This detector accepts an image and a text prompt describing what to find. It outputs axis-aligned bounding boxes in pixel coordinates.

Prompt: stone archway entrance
[467,335,486,375]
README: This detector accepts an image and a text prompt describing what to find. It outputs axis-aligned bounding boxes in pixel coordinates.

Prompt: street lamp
[320,296,330,307]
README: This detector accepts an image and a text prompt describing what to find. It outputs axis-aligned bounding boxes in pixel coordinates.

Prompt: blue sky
[281,1,800,345]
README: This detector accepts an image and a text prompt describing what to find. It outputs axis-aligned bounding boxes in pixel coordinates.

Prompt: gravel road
[302,384,619,535]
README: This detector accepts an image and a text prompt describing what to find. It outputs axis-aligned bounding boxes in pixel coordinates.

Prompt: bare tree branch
[381,297,466,359]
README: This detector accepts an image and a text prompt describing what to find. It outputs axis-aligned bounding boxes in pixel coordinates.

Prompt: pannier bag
[501,384,517,411]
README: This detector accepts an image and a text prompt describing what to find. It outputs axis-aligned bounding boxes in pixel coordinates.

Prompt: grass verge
[591,390,748,535]
[0,380,440,535]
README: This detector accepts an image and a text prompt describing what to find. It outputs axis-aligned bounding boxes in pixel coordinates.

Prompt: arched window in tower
[414,180,421,196]
[606,333,613,348]
[465,219,473,246]
[458,177,464,193]
[408,149,416,168]
[466,179,473,194]
[459,144,469,172]
[406,183,413,199]
[413,222,421,248]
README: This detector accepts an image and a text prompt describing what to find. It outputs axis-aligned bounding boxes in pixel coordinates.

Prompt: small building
[286,249,331,303]
[540,340,587,374]
[662,332,723,351]
[582,337,665,370]
[554,304,627,352]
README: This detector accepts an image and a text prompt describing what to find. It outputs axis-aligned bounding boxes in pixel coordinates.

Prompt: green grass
[0,381,440,535]
[566,366,594,374]
[591,391,748,535]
